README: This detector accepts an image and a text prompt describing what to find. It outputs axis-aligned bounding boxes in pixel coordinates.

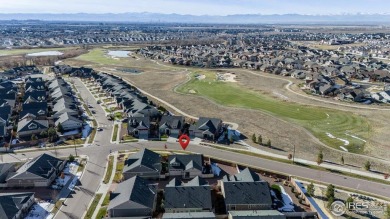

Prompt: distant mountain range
[1,13,390,24]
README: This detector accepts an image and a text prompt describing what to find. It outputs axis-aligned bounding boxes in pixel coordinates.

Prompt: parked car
[91,110,96,114]
[97,127,103,131]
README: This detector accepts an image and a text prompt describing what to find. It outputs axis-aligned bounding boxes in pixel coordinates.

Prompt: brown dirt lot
[64,53,390,172]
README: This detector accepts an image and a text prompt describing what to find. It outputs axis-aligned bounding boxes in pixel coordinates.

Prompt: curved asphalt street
[2,78,390,219]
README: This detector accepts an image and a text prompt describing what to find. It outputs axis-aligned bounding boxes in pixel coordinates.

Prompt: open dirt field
[63,49,390,171]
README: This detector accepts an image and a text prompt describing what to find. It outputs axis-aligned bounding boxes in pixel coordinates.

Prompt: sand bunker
[217,72,237,82]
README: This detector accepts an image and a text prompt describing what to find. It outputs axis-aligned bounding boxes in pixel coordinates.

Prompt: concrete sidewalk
[201,142,389,182]
[90,152,118,219]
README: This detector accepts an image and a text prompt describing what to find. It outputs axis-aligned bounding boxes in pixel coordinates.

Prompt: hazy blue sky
[0,0,388,15]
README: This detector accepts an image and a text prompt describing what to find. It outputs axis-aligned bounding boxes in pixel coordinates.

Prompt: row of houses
[0,79,17,142]
[108,149,282,219]
[140,40,390,104]
[86,71,229,141]
[15,76,83,140]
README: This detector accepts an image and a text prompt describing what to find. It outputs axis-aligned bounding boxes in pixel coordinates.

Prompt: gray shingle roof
[159,116,184,129]
[6,153,64,181]
[123,148,161,173]
[163,212,216,219]
[165,176,212,210]
[108,176,157,211]
[54,112,82,126]
[168,154,203,171]
[0,193,34,219]
[194,117,222,134]
[17,118,49,133]
[222,168,272,206]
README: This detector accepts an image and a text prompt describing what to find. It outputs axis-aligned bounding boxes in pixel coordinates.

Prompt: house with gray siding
[127,116,150,139]
[17,118,49,138]
[0,163,15,183]
[221,168,272,211]
[0,192,35,219]
[6,153,65,187]
[159,115,185,138]
[190,117,222,140]
[122,148,162,180]
[168,154,204,179]
[164,177,212,213]
[108,176,157,218]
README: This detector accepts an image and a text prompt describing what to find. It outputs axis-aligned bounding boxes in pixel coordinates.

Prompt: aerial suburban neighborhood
[0,1,390,219]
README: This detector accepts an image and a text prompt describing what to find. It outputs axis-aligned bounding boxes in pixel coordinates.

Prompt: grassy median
[84,193,102,219]
[103,156,114,184]
[112,124,119,142]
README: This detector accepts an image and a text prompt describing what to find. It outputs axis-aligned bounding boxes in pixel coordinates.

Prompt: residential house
[190,117,222,140]
[0,192,35,219]
[127,116,150,139]
[0,163,15,183]
[164,177,213,213]
[0,117,6,139]
[168,154,204,179]
[122,148,162,180]
[5,153,66,187]
[54,112,83,131]
[159,115,184,138]
[221,168,272,211]
[17,118,49,138]
[108,176,157,218]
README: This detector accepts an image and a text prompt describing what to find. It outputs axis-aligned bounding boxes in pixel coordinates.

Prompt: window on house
[28,123,37,130]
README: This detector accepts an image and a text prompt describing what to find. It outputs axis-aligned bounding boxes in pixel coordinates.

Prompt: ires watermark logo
[330,200,386,217]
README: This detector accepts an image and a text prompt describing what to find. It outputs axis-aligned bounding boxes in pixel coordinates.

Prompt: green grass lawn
[102,193,110,207]
[77,158,87,173]
[51,200,64,215]
[114,112,123,120]
[112,124,119,142]
[103,98,113,103]
[113,160,124,183]
[64,138,85,145]
[77,49,126,65]
[103,156,114,184]
[177,71,370,153]
[84,193,102,219]
[88,129,96,144]
[96,207,107,219]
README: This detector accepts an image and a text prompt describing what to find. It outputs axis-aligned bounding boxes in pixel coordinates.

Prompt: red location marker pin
[178,134,190,150]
